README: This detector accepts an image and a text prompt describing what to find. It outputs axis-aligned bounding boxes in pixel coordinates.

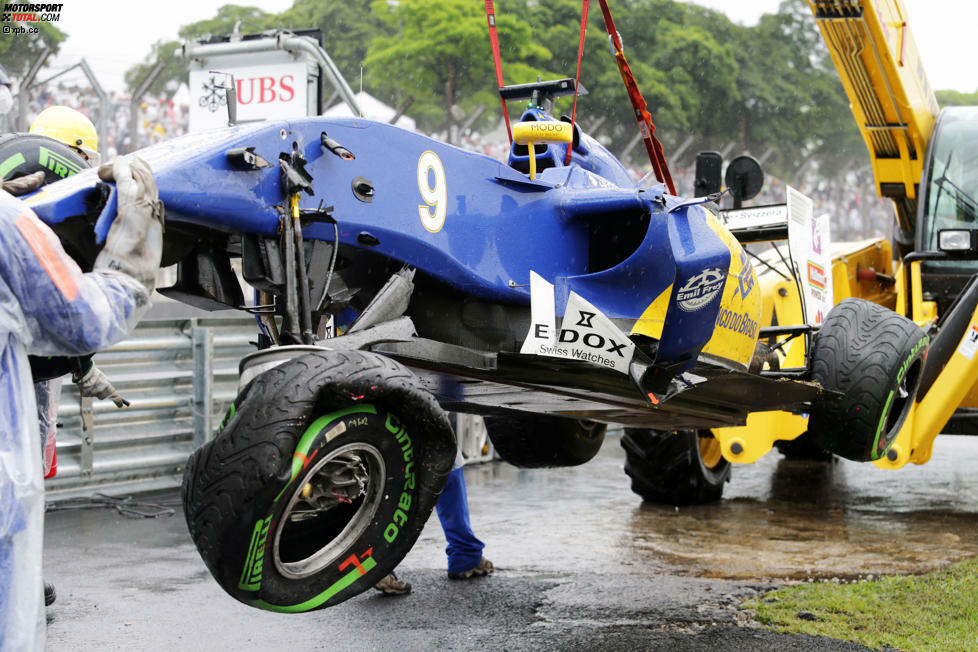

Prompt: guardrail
[43,310,499,498]
[45,313,256,498]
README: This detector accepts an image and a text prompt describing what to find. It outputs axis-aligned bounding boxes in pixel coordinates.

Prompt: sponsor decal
[238,515,272,591]
[38,145,82,178]
[720,204,788,231]
[677,268,725,312]
[198,75,229,114]
[383,413,415,544]
[520,272,635,374]
[957,324,978,361]
[551,292,636,374]
[521,271,558,355]
[811,216,824,254]
[807,260,827,291]
[715,308,759,339]
[732,250,754,300]
[189,61,307,131]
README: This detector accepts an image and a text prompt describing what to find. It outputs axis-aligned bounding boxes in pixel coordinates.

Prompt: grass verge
[746,558,978,651]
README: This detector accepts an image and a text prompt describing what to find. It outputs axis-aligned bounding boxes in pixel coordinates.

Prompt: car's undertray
[238,317,823,431]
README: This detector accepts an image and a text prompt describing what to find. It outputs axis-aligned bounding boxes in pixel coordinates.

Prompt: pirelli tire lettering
[0,133,87,188]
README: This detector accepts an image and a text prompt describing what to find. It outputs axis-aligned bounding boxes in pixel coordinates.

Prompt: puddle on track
[448,433,978,582]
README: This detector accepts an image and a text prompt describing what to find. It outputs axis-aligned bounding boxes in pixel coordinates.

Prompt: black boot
[44,582,56,606]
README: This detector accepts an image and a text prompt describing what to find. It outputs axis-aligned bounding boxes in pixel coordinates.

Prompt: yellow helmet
[30,106,99,164]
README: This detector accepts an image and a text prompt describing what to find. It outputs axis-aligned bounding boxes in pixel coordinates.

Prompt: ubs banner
[189,62,308,131]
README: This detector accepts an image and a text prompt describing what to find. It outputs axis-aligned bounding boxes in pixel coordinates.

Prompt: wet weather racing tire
[483,414,607,468]
[0,133,88,185]
[621,429,731,505]
[808,298,929,462]
[181,350,455,613]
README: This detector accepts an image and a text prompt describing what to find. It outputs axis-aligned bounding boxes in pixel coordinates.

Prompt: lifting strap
[564,0,590,165]
[485,0,513,144]
[596,0,676,194]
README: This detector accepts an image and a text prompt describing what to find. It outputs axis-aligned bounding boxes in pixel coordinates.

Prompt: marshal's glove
[94,156,164,295]
[73,363,129,408]
[1,170,44,196]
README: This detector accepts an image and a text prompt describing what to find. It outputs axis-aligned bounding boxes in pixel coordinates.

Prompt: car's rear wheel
[621,429,731,504]
[484,413,606,468]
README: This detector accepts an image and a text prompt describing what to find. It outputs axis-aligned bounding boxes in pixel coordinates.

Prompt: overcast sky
[37,0,978,95]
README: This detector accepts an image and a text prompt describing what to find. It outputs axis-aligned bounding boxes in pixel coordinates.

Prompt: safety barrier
[43,308,499,498]
[45,311,256,498]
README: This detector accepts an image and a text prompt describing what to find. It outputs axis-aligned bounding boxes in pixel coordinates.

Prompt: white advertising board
[189,61,308,132]
[786,186,834,326]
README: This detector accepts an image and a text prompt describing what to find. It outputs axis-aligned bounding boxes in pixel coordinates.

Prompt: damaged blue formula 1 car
[22,71,928,611]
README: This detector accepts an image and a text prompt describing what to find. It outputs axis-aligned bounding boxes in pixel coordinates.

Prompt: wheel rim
[880,356,924,447]
[576,420,603,440]
[698,433,723,469]
[273,442,386,580]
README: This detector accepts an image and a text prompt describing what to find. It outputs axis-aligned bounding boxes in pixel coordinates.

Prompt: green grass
[746,558,978,651]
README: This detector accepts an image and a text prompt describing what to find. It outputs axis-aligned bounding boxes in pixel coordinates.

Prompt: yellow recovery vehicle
[623,0,978,503]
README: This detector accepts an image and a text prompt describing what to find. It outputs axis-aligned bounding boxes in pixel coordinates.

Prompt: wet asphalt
[42,433,978,651]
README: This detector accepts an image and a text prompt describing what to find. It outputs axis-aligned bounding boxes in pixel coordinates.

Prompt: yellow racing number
[417,150,446,232]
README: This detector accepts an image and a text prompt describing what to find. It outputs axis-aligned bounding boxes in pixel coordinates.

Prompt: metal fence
[43,309,498,498]
[45,312,256,498]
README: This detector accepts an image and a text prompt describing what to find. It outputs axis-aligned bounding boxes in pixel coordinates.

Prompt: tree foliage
[936,89,978,106]
[365,0,550,136]
[0,18,65,80]
[123,0,886,178]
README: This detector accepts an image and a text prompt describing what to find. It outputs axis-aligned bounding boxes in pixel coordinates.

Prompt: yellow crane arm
[808,0,940,232]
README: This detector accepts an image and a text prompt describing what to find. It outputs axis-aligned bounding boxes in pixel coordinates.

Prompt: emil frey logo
[677,268,725,312]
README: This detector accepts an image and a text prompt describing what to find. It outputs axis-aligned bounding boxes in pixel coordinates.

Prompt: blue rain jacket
[0,189,149,651]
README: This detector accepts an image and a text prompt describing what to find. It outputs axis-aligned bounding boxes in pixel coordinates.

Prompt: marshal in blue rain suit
[436,449,486,576]
[0,188,151,651]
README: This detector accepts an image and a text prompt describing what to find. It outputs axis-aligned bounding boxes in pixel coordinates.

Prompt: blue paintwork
[26,112,732,366]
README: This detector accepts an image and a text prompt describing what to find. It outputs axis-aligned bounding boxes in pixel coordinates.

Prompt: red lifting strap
[564,0,590,166]
[485,0,513,144]
[596,0,676,194]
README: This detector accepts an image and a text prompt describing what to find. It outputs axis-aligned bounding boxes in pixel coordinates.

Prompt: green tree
[0,18,65,80]
[364,0,550,137]
[936,89,978,106]
[278,0,390,86]
[125,4,277,98]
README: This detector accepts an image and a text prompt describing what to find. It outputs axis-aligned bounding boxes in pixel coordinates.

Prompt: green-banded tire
[181,350,456,612]
[0,132,87,185]
[621,429,730,505]
[808,298,929,462]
